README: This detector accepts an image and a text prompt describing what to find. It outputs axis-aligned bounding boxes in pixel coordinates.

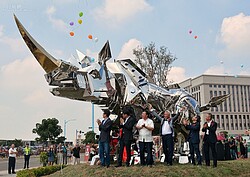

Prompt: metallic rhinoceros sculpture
[14,15,230,148]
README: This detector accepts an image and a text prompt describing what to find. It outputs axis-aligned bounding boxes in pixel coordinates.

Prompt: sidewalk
[0,155,87,177]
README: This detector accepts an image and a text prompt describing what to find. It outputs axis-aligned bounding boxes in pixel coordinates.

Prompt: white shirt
[8,148,17,158]
[206,121,212,135]
[136,118,154,142]
[162,120,172,135]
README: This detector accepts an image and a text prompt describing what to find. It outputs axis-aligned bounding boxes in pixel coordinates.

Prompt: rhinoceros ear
[98,40,112,65]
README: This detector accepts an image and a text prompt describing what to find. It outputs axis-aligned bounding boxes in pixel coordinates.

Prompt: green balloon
[79,12,83,17]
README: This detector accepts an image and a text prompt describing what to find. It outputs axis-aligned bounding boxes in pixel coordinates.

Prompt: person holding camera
[136,110,154,167]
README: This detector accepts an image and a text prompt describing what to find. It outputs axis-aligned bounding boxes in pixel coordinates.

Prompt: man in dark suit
[202,113,217,167]
[183,115,202,165]
[97,109,113,168]
[149,104,180,166]
[116,108,136,167]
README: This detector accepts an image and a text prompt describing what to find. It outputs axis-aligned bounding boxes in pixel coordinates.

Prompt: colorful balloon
[69,22,74,26]
[194,36,198,39]
[78,19,82,24]
[70,31,74,36]
[88,35,93,40]
[79,12,83,17]
[94,37,98,43]
[189,30,192,34]
[220,61,223,64]
[240,64,244,68]
[91,58,95,62]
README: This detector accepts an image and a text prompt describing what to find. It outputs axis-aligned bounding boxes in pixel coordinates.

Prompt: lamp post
[64,119,76,140]
[92,103,94,132]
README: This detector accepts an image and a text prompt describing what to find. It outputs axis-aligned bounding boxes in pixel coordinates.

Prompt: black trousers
[162,134,174,165]
[8,157,16,174]
[203,141,217,167]
[63,153,67,165]
[24,155,30,168]
[118,139,131,166]
[189,142,201,165]
[139,141,153,165]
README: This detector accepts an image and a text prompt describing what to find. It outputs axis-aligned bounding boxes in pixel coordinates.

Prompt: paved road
[0,156,41,176]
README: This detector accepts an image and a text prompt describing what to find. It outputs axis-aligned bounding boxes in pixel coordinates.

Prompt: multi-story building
[179,74,250,135]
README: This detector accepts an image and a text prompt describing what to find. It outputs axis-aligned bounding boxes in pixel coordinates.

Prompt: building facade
[179,74,250,135]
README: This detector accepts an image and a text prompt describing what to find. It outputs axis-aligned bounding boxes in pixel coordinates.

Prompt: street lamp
[64,119,76,140]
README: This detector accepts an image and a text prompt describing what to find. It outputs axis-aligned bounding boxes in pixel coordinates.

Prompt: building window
[216,115,220,126]
[210,91,213,98]
[228,85,232,112]
[218,85,221,88]
[209,84,212,88]
[214,85,217,88]
[236,85,240,112]
[231,123,234,130]
[223,85,226,88]
[232,85,236,112]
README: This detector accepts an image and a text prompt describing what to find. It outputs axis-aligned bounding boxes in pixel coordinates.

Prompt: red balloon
[88,34,93,40]
[70,32,74,36]
[194,36,198,39]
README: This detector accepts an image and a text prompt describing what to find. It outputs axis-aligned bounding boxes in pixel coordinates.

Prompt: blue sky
[0,0,250,141]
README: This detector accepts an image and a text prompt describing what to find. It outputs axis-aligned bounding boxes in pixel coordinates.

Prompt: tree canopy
[32,118,63,144]
[133,42,177,87]
[83,131,97,144]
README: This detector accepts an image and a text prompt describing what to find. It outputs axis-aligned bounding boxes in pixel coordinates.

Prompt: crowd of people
[95,106,249,168]
[6,142,83,174]
[4,107,249,174]
[44,143,82,166]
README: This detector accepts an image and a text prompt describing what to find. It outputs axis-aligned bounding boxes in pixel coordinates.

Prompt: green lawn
[47,159,250,177]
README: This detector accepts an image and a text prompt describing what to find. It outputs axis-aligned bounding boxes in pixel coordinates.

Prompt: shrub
[39,152,48,167]
[17,165,66,177]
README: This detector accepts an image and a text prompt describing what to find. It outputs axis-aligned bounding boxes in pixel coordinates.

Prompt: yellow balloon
[78,19,82,24]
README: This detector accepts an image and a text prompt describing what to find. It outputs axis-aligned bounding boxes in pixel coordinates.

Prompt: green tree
[5,139,23,147]
[83,131,97,144]
[32,118,63,144]
[133,42,177,87]
[55,136,66,144]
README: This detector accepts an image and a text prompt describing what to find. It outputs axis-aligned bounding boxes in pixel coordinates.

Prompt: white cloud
[168,67,187,83]
[46,6,56,15]
[0,25,4,37]
[217,13,250,60]
[117,38,142,59]
[94,0,153,24]
[45,6,68,32]
[0,36,26,52]
[204,65,225,75]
